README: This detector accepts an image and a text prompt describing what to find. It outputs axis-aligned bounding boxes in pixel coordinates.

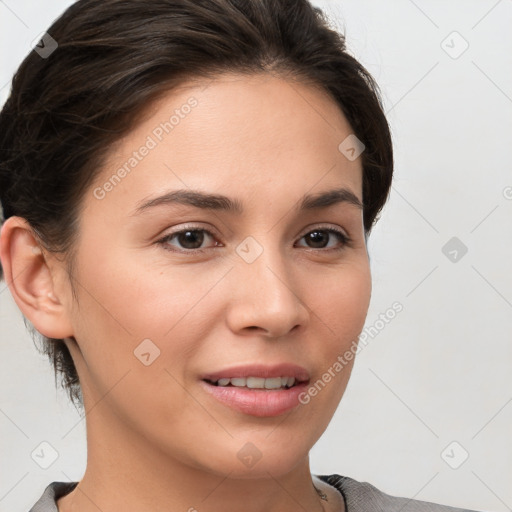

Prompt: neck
[57,404,328,512]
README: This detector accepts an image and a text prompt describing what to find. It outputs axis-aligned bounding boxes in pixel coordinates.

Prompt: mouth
[200,364,310,417]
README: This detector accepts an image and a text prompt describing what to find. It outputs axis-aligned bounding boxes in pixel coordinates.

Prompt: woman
[0,1,483,511]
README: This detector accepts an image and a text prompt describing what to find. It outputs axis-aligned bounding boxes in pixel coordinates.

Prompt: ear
[0,216,74,339]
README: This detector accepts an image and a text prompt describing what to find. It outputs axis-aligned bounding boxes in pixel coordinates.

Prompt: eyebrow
[131,186,363,216]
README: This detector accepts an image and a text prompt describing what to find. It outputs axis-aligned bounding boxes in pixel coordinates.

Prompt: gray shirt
[28,474,482,511]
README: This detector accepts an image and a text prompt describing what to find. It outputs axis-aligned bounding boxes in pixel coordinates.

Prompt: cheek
[73,247,214,341]
[72,245,371,382]
[68,249,226,400]
[68,256,208,442]
[299,263,371,411]
[313,262,372,346]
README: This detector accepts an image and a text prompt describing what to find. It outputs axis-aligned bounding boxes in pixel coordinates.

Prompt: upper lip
[201,363,310,383]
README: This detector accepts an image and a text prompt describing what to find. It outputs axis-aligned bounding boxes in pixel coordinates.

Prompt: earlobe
[0,216,74,339]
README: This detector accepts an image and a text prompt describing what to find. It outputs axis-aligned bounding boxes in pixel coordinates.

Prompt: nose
[225,242,310,339]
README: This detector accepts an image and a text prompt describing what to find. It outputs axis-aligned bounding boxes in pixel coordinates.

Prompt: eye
[156,226,220,253]
[156,225,352,254]
[295,226,351,251]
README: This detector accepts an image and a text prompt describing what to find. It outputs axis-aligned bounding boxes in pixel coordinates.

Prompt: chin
[192,434,312,480]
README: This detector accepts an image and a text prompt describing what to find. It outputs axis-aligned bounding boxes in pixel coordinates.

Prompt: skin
[0,71,372,512]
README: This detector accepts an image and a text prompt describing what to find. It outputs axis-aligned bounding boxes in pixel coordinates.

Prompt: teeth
[212,376,297,389]
[264,377,282,389]
[247,377,265,388]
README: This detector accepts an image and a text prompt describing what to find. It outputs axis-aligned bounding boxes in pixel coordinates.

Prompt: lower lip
[200,380,308,417]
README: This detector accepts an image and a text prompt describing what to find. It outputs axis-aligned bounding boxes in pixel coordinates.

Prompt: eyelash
[156,224,352,255]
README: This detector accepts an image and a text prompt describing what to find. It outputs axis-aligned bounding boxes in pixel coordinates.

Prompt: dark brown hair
[0,0,393,409]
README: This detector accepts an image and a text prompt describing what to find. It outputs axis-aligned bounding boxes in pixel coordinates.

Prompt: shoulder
[29,481,78,512]
[317,474,483,512]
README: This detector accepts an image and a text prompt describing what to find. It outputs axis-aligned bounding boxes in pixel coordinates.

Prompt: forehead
[87,72,363,221]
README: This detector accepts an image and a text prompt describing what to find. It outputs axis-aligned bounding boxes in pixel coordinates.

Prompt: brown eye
[296,227,351,251]
[157,228,219,252]
[174,230,206,249]
[156,225,351,255]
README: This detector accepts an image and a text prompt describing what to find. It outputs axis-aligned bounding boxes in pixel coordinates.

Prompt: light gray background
[1,1,511,511]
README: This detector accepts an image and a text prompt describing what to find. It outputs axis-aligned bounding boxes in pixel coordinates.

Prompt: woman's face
[61,72,372,477]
